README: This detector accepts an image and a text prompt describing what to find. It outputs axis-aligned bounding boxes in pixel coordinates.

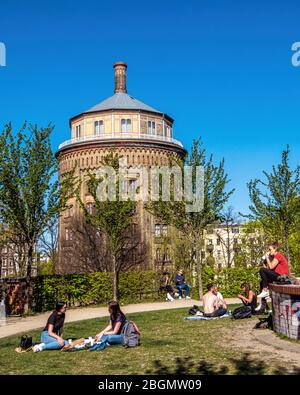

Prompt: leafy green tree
[234,221,270,267]
[246,147,300,270]
[147,139,234,299]
[0,123,74,279]
[75,152,138,301]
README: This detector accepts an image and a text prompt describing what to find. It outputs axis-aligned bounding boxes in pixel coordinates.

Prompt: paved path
[252,327,300,354]
[0,298,240,339]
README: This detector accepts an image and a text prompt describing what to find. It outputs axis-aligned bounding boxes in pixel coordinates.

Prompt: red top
[273,252,289,275]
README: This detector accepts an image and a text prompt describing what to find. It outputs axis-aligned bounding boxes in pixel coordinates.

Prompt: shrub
[12,267,262,312]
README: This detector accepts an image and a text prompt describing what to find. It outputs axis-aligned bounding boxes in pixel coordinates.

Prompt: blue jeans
[100,334,124,345]
[176,284,191,297]
[41,330,68,350]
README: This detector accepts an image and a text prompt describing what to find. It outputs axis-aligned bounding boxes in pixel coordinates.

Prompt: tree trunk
[24,243,34,313]
[26,243,34,278]
[112,254,119,301]
[284,229,291,273]
[195,240,203,300]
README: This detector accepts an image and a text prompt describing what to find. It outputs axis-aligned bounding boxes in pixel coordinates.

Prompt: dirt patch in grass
[219,317,300,374]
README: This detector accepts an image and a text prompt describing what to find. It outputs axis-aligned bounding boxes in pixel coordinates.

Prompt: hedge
[28,268,260,312]
[31,271,160,312]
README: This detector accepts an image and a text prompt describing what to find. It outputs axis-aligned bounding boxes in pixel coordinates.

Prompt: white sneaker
[166,293,174,301]
[186,296,191,299]
[179,296,182,300]
[257,290,269,298]
[265,296,272,302]
[33,343,44,352]
[255,304,262,312]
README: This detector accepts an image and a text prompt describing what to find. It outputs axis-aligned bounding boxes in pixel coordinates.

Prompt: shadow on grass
[147,353,300,375]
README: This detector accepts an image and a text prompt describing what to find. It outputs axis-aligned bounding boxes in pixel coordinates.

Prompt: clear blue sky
[0,0,299,215]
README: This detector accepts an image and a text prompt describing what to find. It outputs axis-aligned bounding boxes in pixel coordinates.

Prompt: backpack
[20,335,33,350]
[121,320,140,348]
[188,308,197,315]
[254,314,273,330]
[232,306,252,319]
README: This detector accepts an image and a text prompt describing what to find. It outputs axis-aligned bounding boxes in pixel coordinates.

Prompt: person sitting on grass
[174,269,191,299]
[202,283,228,317]
[91,301,140,351]
[33,302,68,352]
[238,283,257,312]
[214,284,227,310]
[256,242,289,311]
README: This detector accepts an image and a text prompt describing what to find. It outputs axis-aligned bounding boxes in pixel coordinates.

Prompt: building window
[65,206,73,218]
[232,228,240,234]
[132,223,138,235]
[128,179,137,193]
[156,248,161,261]
[165,125,171,137]
[75,125,81,138]
[2,258,7,267]
[208,239,213,245]
[162,224,168,236]
[65,228,73,241]
[148,121,156,135]
[1,269,7,277]
[120,179,127,193]
[155,224,161,237]
[2,246,7,254]
[94,120,104,135]
[165,248,170,261]
[121,119,132,133]
[86,202,94,214]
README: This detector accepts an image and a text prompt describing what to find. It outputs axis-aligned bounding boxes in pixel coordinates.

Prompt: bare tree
[215,206,241,268]
[59,211,147,276]
[38,215,59,273]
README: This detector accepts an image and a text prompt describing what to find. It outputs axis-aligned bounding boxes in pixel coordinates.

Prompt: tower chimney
[113,62,127,93]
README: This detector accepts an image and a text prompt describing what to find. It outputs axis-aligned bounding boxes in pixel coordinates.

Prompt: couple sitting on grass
[33,301,140,353]
[197,283,228,317]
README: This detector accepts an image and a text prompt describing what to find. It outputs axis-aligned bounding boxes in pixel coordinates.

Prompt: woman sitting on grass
[33,302,68,352]
[91,301,140,351]
[238,283,257,312]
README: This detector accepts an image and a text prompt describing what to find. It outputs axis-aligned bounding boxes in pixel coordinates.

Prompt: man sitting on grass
[202,283,228,317]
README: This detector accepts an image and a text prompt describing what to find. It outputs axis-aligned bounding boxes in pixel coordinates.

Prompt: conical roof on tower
[70,62,173,123]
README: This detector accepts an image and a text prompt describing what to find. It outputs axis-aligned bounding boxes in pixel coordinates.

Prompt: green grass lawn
[0,305,298,375]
